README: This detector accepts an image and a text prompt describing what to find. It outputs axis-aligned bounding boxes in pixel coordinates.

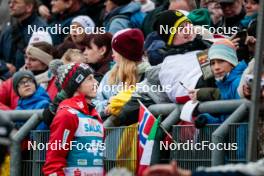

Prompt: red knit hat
[112,29,144,61]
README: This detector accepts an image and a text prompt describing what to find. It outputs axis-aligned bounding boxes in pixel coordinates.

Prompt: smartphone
[234,30,248,46]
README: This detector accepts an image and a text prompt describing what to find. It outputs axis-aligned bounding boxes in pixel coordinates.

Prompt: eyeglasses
[18,79,34,87]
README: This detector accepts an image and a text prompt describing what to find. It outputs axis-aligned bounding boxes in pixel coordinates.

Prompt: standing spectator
[103,0,144,34]
[0,0,47,72]
[135,0,155,13]
[82,0,106,27]
[142,0,196,36]
[55,15,95,58]
[82,32,113,81]
[0,0,10,33]
[219,0,246,29]
[200,0,224,28]
[43,63,104,176]
[48,0,87,45]
[93,29,151,118]
[240,0,259,28]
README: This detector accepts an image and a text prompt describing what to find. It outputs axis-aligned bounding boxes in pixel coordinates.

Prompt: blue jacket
[216,60,247,100]
[16,86,50,130]
[201,60,248,124]
[0,13,47,69]
[104,2,141,34]
[16,86,50,110]
[144,31,165,66]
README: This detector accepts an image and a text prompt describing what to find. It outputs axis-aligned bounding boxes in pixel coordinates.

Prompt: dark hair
[31,42,54,57]
[82,33,113,58]
[110,0,132,6]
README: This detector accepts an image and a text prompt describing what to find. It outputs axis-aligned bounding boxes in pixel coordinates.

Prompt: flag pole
[158,117,178,144]
[137,99,178,144]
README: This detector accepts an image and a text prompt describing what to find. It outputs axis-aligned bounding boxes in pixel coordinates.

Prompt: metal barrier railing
[170,123,249,170]
[170,124,219,170]
[0,99,251,176]
[211,102,250,166]
[19,126,138,176]
[228,123,248,163]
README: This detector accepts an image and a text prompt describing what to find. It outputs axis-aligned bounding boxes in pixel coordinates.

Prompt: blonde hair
[61,49,85,64]
[108,57,138,87]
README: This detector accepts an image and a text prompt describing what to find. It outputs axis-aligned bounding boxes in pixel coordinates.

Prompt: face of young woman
[111,49,122,64]
[25,55,48,72]
[83,42,105,64]
[245,0,259,16]
[78,74,98,99]
[17,77,36,98]
[210,59,233,79]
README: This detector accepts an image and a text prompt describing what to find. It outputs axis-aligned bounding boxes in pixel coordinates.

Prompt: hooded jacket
[103,1,142,34]
[216,60,247,100]
[0,75,58,110]
[43,94,104,176]
[16,86,50,110]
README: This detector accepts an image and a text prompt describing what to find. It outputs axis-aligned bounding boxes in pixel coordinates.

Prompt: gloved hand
[194,114,208,129]
[42,90,68,126]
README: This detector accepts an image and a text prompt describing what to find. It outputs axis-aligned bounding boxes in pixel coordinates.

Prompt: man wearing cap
[43,63,104,176]
[0,0,47,73]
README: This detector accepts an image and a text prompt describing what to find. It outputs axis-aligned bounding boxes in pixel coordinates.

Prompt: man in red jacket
[43,63,104,176]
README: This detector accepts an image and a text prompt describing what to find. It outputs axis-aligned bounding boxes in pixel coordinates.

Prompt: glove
[194,114,208,129]
[42,107,55,127]
[42,90,68,126]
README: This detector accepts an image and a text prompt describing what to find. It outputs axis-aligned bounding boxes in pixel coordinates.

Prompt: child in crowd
[61,49,86,64]
[43,63,104,175]
[188,39,247,126]
[55,15,95,58]
[13,70,50,129]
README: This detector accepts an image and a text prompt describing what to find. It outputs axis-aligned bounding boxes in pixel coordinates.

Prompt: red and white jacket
[42,94,104,176]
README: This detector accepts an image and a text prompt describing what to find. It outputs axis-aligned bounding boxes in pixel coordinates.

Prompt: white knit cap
[71,15,95,33]
[28,30,53,46]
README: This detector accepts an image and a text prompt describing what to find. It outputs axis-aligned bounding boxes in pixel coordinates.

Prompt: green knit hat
[187,8,211,28]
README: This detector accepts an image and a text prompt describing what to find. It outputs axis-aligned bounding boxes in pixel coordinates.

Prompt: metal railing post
[248,0,264,161]
[10,112,43,176]
[211,103,250,166]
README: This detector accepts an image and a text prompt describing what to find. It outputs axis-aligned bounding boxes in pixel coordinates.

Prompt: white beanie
[28,30,53,46]
[71,15,95,33]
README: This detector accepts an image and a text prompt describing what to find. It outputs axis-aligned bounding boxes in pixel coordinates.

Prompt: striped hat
[154,10,192,46]
[57,63,94,96]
